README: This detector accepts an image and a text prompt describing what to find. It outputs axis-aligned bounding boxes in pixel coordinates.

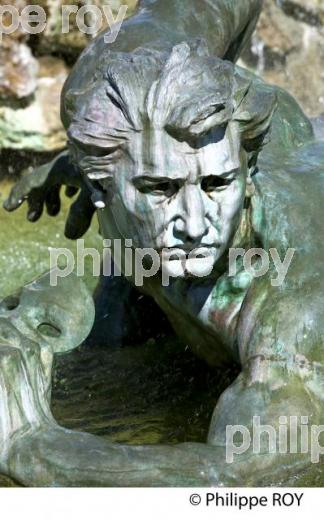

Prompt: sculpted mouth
[161,245,218,261]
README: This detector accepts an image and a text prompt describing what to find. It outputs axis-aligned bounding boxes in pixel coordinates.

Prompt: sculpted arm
[206,270,324,485]
[2,274,323,487]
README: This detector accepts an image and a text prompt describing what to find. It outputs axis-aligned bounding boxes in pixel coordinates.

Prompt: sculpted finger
[45,185,61,217]
[27,196,44,222]
[3,178,30,212]
[64,189,95,239]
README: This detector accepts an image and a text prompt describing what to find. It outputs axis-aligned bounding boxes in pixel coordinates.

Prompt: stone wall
[241,0,324,117]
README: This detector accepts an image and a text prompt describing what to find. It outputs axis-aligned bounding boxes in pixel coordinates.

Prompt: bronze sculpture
[2,0,324,486]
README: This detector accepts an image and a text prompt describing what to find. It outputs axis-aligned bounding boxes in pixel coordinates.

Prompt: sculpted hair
[64,41,277,179]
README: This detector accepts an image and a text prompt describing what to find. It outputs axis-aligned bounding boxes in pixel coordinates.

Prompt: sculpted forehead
[67,45,240,152]
[128,125,241,180]
[66,44,276,185]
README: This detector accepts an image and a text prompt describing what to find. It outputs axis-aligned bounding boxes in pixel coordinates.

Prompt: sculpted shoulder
[252,140,324,256]
[235,66,314,159]
[234,140,324,366]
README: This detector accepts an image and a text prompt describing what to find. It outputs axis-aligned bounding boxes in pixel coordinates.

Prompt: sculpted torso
[91,66,322,369]
[2,0,324,487]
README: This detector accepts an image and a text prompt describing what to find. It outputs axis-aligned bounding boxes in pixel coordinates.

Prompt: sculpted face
[66,43,276,280]
[105,123,247,278]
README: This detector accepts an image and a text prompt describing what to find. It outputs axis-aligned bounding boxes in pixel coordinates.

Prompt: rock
[0,0,138,153]
[279,0,324,26]
[241,0,324,117]
[0,42,39,102]
[0,1,39,102]
[0,1,64,151]
[0,57,68,150]
[34,0,138,62]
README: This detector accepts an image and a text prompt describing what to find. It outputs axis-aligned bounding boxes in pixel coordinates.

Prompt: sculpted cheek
[124,182,137,213]
[222,182,245,217]
[129,196,166,246]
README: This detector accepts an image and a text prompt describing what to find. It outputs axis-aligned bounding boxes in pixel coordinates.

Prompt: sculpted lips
[161,246,218,261]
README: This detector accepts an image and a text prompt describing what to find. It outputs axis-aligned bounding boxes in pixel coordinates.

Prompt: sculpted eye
[201,175,232,193]
[134,178,177,197]
[149,181,175,196]
[38,322,61,338]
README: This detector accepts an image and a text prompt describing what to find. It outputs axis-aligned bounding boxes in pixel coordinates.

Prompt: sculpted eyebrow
[200,168,240,179]
[70,139,122,157]
[183,123,228,149]
[133,175,172,185]
[219,168,240,178]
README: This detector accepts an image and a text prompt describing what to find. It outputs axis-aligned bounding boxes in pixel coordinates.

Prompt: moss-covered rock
[241,0,324,117]
[0,57,68,151]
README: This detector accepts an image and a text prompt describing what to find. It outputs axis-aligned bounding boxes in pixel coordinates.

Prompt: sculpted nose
[175,185,208,244]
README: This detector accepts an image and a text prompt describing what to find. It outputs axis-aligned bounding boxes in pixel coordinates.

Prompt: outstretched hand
[3,151,96,239]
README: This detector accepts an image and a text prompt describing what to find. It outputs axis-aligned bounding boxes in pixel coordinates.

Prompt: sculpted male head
[64,42,276,278]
